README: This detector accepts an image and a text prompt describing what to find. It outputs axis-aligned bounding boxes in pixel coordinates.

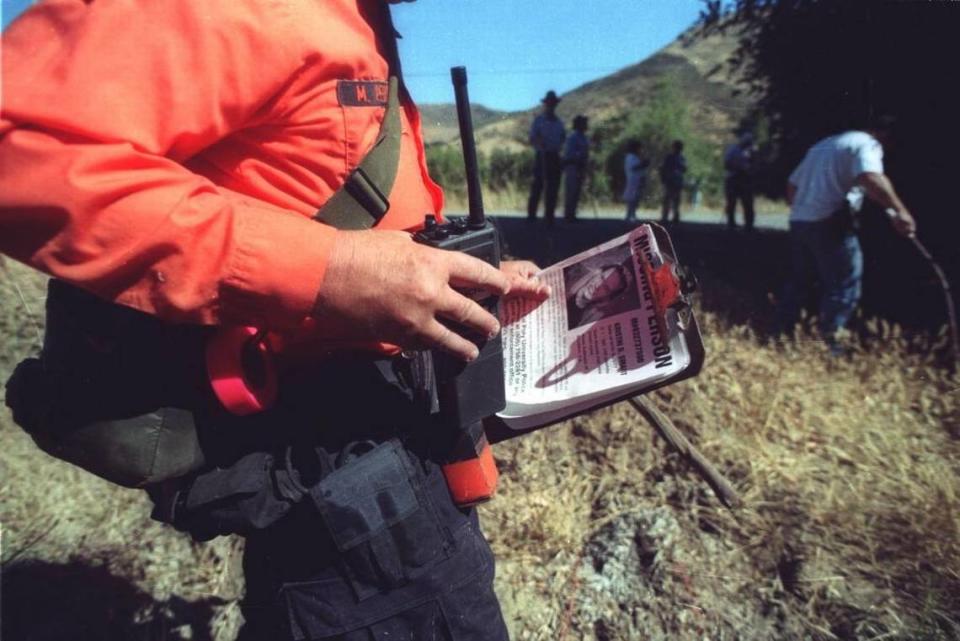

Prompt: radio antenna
[451,66,485,228]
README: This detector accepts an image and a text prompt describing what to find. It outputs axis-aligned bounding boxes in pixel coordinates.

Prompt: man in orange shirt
[0,1,548,638]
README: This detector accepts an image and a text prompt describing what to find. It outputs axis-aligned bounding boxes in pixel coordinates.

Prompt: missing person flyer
[499,225,691,423]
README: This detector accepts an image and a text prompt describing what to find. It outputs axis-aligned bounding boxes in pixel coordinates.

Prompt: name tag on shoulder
[337,80,389,107]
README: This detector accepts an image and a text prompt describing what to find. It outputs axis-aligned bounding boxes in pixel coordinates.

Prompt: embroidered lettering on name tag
[337,80,389,107]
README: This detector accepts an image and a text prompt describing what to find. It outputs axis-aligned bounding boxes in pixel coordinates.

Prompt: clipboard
[484,222,705,444]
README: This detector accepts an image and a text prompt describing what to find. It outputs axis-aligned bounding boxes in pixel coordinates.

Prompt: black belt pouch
[4,279,208,487]
[308,439,455,601]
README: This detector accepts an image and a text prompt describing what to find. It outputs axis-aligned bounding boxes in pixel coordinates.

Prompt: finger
[422,319,480,361]
[506,274,551,300]
[446,252,511,295]
[511,260,542,278]
[437,288,501,338]
[501,260,541,279]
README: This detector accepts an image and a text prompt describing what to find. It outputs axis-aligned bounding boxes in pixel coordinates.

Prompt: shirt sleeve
[0,0,336,329]
[852,137,885,176]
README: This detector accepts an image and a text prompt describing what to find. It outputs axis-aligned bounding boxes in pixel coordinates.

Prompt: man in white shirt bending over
[775,116,916,353]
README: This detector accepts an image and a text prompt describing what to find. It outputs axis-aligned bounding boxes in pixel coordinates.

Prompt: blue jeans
[661,184,682,222]
[527,151,561,222]
[563,166,583,220]
[776,219,864,337]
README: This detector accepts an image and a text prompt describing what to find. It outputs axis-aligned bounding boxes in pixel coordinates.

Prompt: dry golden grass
[486,313,960,640]
[2,257,958,640]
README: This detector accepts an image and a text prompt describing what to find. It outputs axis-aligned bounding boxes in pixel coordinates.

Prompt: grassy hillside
[418,103,510,145]
[2,243,957,640]
[421,26,753,208]
[419,25,750,155]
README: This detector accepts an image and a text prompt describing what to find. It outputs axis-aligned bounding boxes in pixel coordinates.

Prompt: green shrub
[597,77,723,207]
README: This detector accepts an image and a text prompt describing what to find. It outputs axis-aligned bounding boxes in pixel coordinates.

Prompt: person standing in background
[527,90,566,224]
[688,175,703,212]
[659,140,687,224]
[563,114,589,222]
[724,131,757,231]
[622,139,649,222]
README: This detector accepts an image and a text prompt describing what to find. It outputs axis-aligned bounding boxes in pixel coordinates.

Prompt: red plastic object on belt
[206,326,278,415]
[441,437,499,506]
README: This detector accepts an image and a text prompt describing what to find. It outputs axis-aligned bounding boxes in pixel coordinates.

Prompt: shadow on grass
[1,559,224,641]
[494,216,953,336]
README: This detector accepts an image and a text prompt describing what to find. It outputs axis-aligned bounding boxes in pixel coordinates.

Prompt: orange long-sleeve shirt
[0,0,442,330]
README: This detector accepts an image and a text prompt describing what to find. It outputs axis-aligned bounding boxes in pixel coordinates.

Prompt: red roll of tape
[206,326,278,415]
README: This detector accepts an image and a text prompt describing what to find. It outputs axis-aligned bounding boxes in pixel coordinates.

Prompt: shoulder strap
[313,76,402,230]
[314,3,406,230]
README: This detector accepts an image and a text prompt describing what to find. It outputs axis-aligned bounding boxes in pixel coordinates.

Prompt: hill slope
[420,26,751,153]
[418,103,510,145]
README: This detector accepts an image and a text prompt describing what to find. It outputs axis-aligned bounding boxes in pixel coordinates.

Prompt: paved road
[447,207,790,230]
[442,206,947,334]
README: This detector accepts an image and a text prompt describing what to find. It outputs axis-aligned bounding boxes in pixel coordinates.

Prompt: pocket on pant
[280,521,493,640]
[309,440,454,600]
[286,595,454,641]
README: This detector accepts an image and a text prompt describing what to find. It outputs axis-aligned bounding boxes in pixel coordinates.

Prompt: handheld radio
[414,66,505,506]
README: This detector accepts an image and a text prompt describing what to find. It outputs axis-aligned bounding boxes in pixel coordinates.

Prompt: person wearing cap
[774,116,916,354]
[562,115,590,221]
[527,90,567,224]
[724,131,757,231]
[0,1,550,638]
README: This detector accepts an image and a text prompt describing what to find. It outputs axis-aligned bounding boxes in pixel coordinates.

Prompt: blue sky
[2,0,705,111]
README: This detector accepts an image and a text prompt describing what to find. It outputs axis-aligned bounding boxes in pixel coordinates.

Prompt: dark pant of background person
[775,217,864,349]
[725,175,755,231]
[624,180,646,222]
[661,184,682,223]
[563,165,584,221]
[528,151,562,223]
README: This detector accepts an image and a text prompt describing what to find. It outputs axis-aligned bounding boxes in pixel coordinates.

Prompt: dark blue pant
[776,219,864,338]
[239,472,505,640]
[661,185,682,222]
[724,176,755,230]
[528,152,562,222]
[229,356,510,641]
[563,166,583,220]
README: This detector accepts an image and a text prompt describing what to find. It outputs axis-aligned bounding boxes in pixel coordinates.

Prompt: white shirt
[788,131,884,222]
[622,152,648,202]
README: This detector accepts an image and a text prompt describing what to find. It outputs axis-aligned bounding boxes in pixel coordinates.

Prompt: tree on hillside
[700,0,959,278]
[699,0,960,336]
[599,78,721,207]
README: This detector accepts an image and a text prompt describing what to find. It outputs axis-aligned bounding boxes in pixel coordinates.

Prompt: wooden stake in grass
[629,395,741,509]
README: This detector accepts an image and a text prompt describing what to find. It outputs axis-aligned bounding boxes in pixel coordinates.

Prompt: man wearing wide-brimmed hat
[527,90,566,224]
